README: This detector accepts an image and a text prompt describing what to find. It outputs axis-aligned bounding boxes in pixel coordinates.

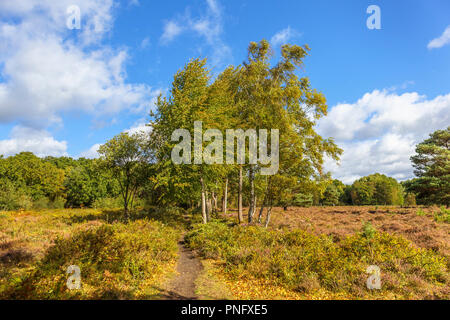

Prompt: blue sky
[0,0,449,183]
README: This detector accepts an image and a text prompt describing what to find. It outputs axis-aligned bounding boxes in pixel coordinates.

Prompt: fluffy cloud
[78,143,101,159]
[270,26,300,47]
[317,90,450,184]
[79,121,152,159]
[0,1,156,127]
[0,0,159,157]
[0,125,67,157]
[159,0,231,67]
[161,21,183,44]
[428,25,450,50]
[125,122,152,135]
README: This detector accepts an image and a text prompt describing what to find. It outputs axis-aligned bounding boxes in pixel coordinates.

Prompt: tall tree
[150,58,217,223]
[232,40,342,225]
[405,127,450,206]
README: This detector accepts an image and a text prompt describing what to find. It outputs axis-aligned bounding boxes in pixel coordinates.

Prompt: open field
[190,206,450,300]
[266,206,450,257]
[1,206,449,300]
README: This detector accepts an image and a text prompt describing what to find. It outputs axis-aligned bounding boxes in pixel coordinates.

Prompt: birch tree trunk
[200,177,207,224]
[211,191,217,217]
[205,190,211,222]
[238,165,243,224]
[248,165,255,223]
[222,178,228,215]
[264,207,272,228]
[258,196,266,223]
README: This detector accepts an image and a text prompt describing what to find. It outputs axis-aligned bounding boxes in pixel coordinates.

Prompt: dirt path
[162,235,203,300]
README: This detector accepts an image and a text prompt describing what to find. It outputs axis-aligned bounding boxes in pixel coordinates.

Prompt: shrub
[186,221,448,298]
[361,221,376,239]
[404,193,417,206]
[92,197,123,209]
[3,220,179,299]
[434,206,450,223]
[0,179,33,211]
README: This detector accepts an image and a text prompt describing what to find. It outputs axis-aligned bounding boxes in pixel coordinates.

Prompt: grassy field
[0,206,449,300]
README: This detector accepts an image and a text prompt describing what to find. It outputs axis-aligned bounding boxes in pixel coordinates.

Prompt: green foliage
[293,193,313,207]
[186,221,448,298]
[64,159,120,208]
[0,152,65,202]
[404,193,417,206]
[361,221,376,239]
[0,177,33,210]
[98,132,152,213]
[321,183,340,206]
[0,152,123,210]
[92,197,123,209]
[404,127,450,206]
[416,208,428,217]
[351,173,404,205]
[434,206,450,223]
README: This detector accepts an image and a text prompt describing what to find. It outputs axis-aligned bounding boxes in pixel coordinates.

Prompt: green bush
[0,178,33,211]
[186,221,448,298]
[434,206,450,223]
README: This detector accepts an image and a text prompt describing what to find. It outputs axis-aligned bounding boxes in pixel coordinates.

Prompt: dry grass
[264,206,450,259]
[0,208,182,299]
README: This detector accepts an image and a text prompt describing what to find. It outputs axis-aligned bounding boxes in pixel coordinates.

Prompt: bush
[4,220,179,299]
[293,193,313,207]
[434,206,450,223]
[92,197,123,209]
[404,193,417,206]
[186,221,448,298]
[0,179,33,211]
[31,197,66,210]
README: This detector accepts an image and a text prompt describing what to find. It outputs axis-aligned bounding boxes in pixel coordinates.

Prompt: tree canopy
[404,127,450,206]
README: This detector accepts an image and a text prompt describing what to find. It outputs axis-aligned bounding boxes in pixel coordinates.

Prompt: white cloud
[270,26,300,47]
[0,0,114,46]
[160,21,183,44]
[427,25,450,49]
[159,0,231,67]
[125,122,152,135]
[0,125,67,157]
[140,37,150,49]
[78,143,101,159]
[317,89,450,184]
[79,121,152,159]
[0,1,157,127]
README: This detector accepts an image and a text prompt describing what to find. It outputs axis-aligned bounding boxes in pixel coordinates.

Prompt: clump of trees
[404,127,449,206]
[0,152,121,211]
[149,40,342,225]
[350,173,404,206]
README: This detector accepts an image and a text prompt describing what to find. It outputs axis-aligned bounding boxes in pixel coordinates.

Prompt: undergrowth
[0,208,182,299]
[186,220,449,299]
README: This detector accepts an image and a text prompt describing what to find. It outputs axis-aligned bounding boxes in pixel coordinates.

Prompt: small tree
[98,132,152,214]
[321,184,340,206]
